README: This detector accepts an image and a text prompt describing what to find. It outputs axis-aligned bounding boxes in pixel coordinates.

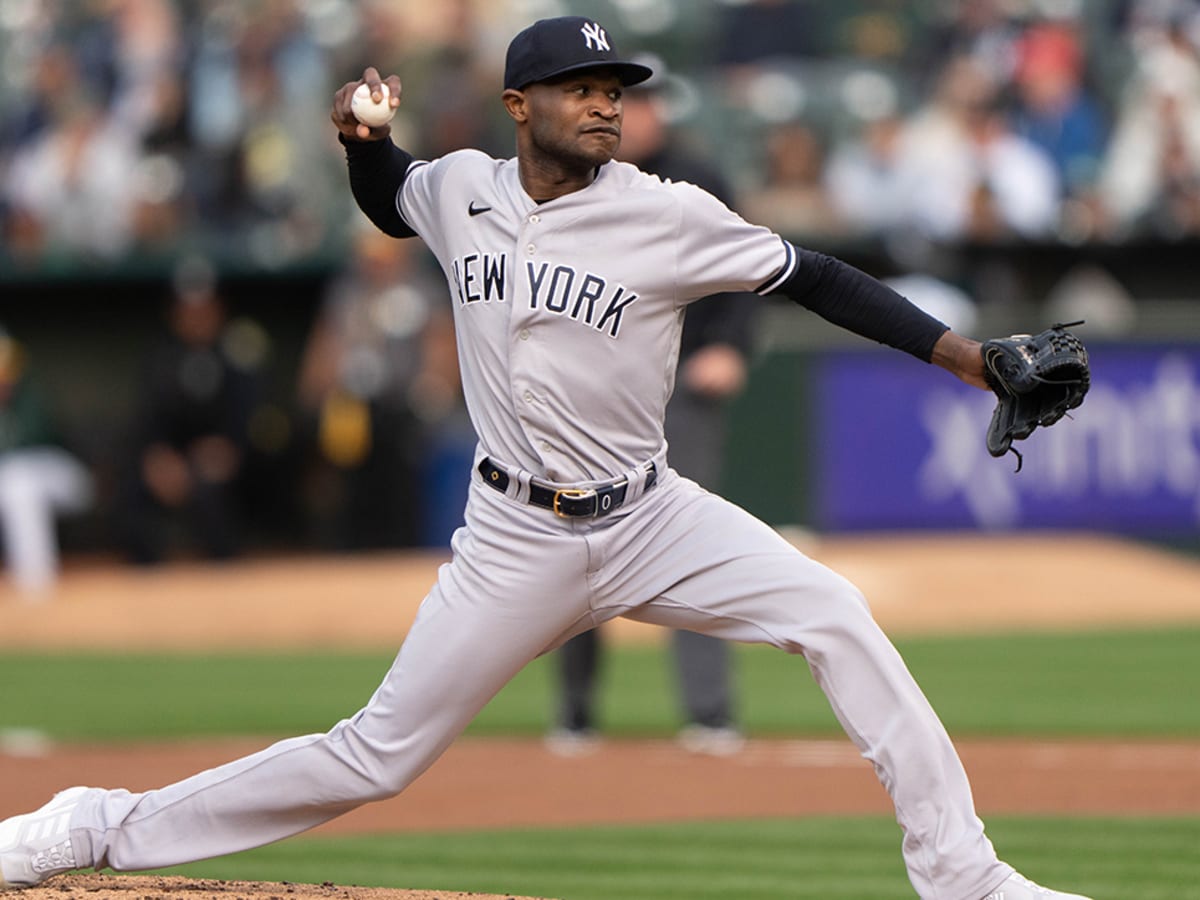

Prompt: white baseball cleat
[0,787,89,890]
[983,871,1094,899]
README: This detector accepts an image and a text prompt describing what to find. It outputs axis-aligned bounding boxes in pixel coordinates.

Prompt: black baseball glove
[981,321,1090,471]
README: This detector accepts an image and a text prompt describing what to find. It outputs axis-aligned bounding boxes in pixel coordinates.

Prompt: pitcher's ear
[502,88,528,123]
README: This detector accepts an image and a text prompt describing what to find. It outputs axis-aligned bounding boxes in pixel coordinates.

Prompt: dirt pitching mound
[21,873,555,900]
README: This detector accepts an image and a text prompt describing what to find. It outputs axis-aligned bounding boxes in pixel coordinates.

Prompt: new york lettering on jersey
[450,251,639,338]
[451,252,507,304]
[526,261,637,337]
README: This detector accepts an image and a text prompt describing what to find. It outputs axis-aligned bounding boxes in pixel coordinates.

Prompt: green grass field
[2,627,1198,740]
[149,816,1200,899]
[3,627,1198,898]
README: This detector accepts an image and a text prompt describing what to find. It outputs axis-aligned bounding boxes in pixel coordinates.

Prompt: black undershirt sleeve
[339,134,418,238]
[775,244,949,362]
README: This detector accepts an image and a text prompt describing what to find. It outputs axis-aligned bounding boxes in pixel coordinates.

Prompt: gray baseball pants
[68,464,1011,899]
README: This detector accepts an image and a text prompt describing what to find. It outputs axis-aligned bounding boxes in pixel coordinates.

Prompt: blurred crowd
[0,0,517,271]
[4,0,1200,269]
[4,0,1200,594]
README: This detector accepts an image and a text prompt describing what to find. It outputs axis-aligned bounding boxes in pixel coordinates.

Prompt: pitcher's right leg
[58,482,594,877]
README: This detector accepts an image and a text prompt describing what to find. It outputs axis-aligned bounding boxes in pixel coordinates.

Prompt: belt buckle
[553,488,595,518]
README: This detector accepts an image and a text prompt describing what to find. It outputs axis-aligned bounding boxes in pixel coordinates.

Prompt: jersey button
[518,329,530,340]
[526,243,535,254]
[523,390,534,403]
[529,214,540,224]
[541,441,552,452]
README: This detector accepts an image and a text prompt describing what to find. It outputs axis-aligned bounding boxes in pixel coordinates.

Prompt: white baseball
[350,82,395,128]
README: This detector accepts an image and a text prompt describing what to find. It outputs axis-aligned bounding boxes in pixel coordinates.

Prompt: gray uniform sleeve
[670,183,794,303]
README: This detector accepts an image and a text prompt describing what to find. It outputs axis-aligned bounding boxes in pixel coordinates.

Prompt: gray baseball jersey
[58,147,1013,900]
[400,150,793,482]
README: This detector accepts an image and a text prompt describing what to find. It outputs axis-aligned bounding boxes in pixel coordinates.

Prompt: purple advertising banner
[814,344,1200,533]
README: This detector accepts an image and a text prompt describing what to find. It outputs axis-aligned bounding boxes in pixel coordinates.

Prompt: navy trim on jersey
[396,159,430,229]
[754,239,798,295]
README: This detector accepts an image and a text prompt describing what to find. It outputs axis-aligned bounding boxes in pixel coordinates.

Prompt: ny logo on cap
[580,21,610,52]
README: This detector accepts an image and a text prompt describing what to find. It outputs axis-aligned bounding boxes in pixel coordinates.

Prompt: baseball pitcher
[0,17,1091,900]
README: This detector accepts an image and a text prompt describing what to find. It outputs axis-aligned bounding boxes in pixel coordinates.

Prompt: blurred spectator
[1010,20,1108,197]
[0,326,93,598]
[741,120,842,240]
[115,258,269,564]
[1096,14,1200,239]
[296,226,458,551]
[889,55,1062,242]
[825,111,909,236]
[4,85,145,260]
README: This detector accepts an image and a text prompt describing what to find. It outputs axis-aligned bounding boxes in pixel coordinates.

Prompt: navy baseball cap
[504,17,654,91]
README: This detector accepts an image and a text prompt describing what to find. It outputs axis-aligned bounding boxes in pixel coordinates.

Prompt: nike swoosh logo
[468,201,492,217]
